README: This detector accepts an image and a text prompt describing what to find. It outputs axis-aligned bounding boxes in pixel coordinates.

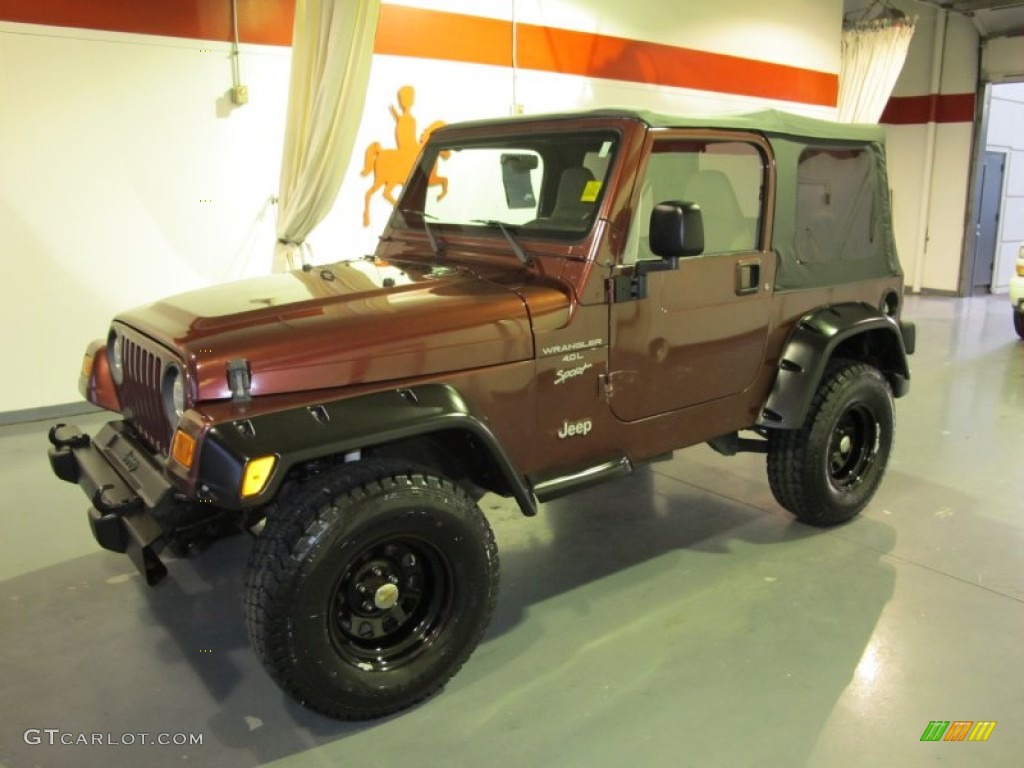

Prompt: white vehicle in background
[1012,245,1024,339]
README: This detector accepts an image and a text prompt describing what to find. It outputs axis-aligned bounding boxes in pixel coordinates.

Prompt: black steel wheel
[767,361,894,526]
[826,403,879,492]
[328,536,451,671]
[245,461,498,720]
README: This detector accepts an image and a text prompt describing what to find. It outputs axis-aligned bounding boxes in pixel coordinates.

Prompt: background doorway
[966,81,1024,295]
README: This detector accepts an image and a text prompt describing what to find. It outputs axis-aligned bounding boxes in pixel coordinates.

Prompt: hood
[118,259,566,401]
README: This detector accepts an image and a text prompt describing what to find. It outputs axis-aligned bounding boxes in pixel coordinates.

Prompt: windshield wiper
[471,220,529,266]
[401,209,444,257]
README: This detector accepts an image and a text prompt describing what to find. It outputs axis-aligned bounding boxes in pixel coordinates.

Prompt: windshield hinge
[608,274,647,302]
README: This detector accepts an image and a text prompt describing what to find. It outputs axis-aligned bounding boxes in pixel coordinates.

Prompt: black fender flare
[756,303,912,430]
[194,384,537,516]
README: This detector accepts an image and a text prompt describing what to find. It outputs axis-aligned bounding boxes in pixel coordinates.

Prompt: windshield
[394,130,619,243]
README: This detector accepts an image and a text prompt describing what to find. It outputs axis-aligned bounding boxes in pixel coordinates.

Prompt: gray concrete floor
[1,294,1021,768]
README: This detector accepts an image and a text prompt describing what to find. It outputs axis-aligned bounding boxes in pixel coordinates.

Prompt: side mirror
[650,201,704,258]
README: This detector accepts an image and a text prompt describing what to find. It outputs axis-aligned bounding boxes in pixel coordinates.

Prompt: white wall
[1,0,846,413]
[982,34,1024,82]
[986,82,1024,292]
[0,23,292,412]
[880,4,979,294]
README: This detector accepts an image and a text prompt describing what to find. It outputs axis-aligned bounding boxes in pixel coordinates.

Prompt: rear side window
[796,148,877,264]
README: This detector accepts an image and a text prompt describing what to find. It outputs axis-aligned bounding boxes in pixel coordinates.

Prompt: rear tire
[1014,310,1024,339]
[244,461,498,720]
[767,361,894,526]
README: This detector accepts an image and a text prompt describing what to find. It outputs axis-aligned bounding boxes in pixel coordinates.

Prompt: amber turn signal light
[241,455,277,498]
[171,429,197,470]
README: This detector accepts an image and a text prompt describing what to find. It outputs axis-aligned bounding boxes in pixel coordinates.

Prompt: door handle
[736,260,760,295]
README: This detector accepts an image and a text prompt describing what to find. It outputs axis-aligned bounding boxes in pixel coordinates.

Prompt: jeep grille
[120,335,173,454]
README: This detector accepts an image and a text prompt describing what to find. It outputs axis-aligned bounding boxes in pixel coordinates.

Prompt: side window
[796,147,875,264]
[626,140,764,264]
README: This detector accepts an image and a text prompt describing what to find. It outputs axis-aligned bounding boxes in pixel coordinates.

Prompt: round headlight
[161,364,186,425]
[107,330,124,385]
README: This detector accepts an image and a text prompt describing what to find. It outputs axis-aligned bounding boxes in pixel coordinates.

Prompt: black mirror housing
[650,201,704,258]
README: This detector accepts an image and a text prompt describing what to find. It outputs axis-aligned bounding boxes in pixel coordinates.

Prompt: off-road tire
[1014,310,1024,339]
[767,361,894,526]
[244,461,499,720]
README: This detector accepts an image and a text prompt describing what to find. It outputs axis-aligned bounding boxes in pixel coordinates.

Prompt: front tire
[1014,310,1024,339]
[244,461,498,720]
[767,361,894,526]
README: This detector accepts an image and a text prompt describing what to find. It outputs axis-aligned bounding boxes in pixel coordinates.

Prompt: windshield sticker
[599,140,612,158]
[581,180,602,202]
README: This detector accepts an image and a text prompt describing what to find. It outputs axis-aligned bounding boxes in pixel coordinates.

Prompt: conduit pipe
[911,8,947,293]
[511,0,522,114]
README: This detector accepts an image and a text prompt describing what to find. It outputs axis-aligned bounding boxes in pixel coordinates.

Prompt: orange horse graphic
[361,86,448,227]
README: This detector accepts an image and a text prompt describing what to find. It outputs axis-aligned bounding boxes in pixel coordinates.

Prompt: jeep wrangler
[48,109,915,720]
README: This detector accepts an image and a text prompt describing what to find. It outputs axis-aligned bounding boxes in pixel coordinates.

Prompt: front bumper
[1009,251,1023,309]
[48,421,174,585]
[1010,280,1024,312]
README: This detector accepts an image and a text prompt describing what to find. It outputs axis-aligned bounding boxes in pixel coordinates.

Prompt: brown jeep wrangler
[48,109,914,720]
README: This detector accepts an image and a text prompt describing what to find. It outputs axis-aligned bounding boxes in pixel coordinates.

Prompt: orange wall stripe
[880,93,976,124]
[0,0,294,46]
[2,1,838,108]
[516,22,836,106]
[374,6,837,108]
[374,5,512,69]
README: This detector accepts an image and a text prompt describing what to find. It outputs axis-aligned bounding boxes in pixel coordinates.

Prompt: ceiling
[912,0,1024,37]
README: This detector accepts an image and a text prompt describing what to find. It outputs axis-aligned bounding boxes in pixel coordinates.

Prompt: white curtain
[274,0,381,272]
[837,18,916,124]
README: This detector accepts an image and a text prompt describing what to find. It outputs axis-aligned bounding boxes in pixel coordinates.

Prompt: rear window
[796,148,877,264]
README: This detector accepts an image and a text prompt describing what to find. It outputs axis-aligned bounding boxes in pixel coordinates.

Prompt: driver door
[608,133,775,422]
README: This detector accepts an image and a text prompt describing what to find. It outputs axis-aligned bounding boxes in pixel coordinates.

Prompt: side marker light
[171,430,197,470]
[241,455,277,498]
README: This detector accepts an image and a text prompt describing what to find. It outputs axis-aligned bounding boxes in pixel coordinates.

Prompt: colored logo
[920,720,996,742]
[361,85,447,227]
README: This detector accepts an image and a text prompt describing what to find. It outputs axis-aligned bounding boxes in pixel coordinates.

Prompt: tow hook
[48,423,91,450]
[92,484,143,516]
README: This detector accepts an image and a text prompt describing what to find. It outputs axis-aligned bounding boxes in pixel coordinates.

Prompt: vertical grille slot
[120,336,172,454]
